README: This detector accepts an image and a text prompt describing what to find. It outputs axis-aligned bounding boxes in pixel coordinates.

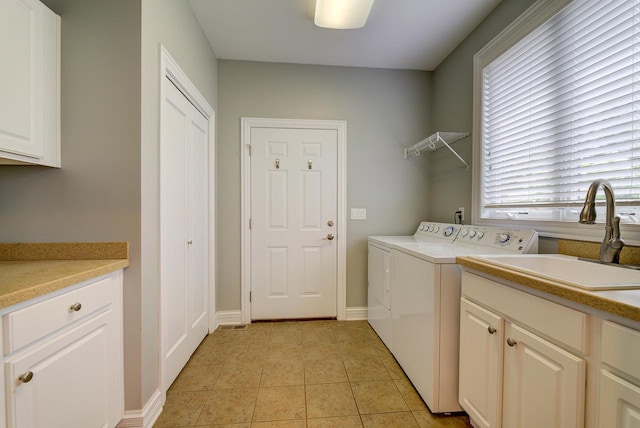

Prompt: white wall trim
[117,388,163,428]
[345,307,368,321]
[158,44,216,393]
[216,310,243,326]
[240,117,348,324]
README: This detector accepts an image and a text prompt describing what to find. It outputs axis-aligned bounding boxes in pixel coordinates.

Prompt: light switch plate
[351,208,367,220]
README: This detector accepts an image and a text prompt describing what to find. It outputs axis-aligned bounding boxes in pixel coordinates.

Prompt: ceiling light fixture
[314,0,375,29]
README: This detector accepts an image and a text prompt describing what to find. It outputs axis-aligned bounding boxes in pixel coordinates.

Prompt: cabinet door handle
[69,302,82,312]
[506,338,517,347]
[487,326,496,334]
[18,371,33,383]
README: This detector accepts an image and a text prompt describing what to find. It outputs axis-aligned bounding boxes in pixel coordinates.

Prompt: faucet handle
[605,216,626,264]
[612,215,624,241]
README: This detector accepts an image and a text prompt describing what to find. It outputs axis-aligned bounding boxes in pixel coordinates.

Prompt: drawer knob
[487,326,496,335]
[18,371,33,383]
[506,338,517,347]
[69,302,82,312]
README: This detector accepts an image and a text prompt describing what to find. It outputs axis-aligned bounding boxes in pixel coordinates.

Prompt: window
[473,0,640,238]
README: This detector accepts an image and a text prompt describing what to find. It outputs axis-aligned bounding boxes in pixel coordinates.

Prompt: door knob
[323,233,335,241]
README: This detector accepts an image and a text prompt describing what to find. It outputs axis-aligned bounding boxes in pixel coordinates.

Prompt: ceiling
[187,0,503,71]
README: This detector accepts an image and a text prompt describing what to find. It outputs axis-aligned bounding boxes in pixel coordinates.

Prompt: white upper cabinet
[0,0,60,167]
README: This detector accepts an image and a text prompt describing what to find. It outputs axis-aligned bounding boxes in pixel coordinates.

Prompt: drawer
[3,275,113,354]
[462,272,590,354]
[601,321,640,381]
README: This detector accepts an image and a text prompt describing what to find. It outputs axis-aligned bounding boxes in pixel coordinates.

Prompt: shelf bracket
[403,131,470,170]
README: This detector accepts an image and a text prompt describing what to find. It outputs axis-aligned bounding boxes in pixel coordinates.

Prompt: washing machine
[367,222,461,350]
[391,225,538,414]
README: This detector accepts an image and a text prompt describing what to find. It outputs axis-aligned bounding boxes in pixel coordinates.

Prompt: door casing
[241,117,347,324]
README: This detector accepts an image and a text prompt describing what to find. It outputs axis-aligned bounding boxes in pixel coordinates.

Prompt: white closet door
[160,77,208,389]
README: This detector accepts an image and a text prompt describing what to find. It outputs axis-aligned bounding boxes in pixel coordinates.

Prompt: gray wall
[217,61,432,310]
[429,0,537,223]
[0,0,143,408]
[0,0,218,413]
[141,0,218,408]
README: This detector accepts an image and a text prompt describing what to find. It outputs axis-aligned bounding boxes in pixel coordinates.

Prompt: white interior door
[250,127,338,320]
[160,77,208,389]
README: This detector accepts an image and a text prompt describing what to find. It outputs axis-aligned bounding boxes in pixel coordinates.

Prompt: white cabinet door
[5,311,117,428]
[459,298,503,428]
[598,370,640,428]
[502,323,586,428]
[599,321,640,428]
[0,0,59,166]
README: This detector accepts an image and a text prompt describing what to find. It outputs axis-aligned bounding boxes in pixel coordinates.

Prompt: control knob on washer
[443,226,455,237]
[498,233,511,244]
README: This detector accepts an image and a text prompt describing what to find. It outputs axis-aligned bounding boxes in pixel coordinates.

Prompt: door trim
[241,117,347,323]
[158,45,215,391]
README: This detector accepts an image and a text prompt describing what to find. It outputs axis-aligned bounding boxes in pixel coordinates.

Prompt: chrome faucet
[579,179,625,263]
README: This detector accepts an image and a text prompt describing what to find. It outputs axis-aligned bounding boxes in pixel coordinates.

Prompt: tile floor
[153,320,473,428]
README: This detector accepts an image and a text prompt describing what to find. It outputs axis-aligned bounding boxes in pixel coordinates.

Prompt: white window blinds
[480,0,640,222]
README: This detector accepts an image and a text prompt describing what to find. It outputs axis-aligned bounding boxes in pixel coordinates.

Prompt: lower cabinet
[459,299,502,428]
[459,272,587,428]
[598,321,640,428]
[501,322,585,428]
[598,371,640,427]
[2,271,123,428]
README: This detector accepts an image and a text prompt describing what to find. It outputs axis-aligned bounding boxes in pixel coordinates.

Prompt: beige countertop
[457,255,640,323]
[0,243,129,310]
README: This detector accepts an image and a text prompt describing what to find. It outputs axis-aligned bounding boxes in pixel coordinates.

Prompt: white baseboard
[117,388,164,428]
[216,310,242,326]
[345,306,368,320]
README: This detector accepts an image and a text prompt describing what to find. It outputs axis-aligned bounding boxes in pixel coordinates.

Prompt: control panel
[413,222,461,243]
[455,226,538,254]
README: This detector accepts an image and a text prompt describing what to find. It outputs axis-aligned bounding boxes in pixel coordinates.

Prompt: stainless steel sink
[472,254,640,291]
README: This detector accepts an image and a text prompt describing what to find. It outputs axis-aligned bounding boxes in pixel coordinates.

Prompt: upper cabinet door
[0,0,60,167]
